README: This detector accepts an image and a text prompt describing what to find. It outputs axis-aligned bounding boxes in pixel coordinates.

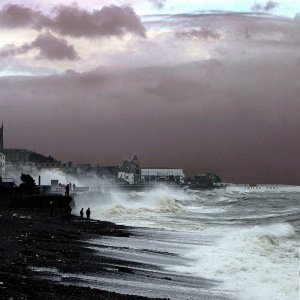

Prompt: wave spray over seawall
[76,186,300,300]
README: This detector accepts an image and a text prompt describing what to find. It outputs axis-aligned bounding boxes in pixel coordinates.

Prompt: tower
[0,122,3,153]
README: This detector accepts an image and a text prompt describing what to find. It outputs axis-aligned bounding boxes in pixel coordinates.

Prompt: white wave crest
[108,198,181,215]
[169,223,299,300]
[105,187,184,217]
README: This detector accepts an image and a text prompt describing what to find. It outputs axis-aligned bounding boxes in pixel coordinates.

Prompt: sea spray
[75,186,187,223]
[108,187,183,215]
[168,223,299,300]
[75,187,300,299]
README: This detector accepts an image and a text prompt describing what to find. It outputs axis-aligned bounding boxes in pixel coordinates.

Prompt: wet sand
[0,209,165,300]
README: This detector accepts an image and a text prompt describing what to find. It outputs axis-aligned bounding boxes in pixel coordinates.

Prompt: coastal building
[141,168,185,183]
[96,166,119,182]
[118,155,141,184]
[0,122,3,153]
[75,164,101,178]
[0,123,6,177]
[0,152,5,177]
[38,161,65,169]
[119,155,141,175]
[3,149,34,163]
[3,149,58,165]
[186,173,221,188]
[0,122,59,167]
[118,172,135,185]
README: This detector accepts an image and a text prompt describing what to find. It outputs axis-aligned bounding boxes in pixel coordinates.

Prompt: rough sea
[76,186,299,300]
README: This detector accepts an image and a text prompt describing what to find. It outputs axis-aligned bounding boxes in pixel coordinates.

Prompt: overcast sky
[0,0,300,184]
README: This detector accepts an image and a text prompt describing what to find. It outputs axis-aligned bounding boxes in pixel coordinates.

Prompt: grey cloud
[0,4,47,27]
[149,0,166,9]
[0,43,31,58]
[1,53,300,184]
[31,33,79,60]
[168,12,299,45]
[1,13,300,184]
[47,4,146,37]
[264,1,278,11]
[176,28,221,40]
[236,17,300,44]
[0,4,146,38]
[251,1,279,12]
[0,33,79,60]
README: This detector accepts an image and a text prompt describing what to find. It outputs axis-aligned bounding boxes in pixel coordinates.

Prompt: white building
[118,172,135,185]
[141,168,184,183]
[0,152,5,178]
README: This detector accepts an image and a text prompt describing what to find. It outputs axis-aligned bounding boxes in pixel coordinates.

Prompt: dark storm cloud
[0,4,47,27]
[1,53,300,184]
[175,28,221,40]
[47,4,146,37]
[251,1,279,12]
[31,33,79,60]
[1,13,300,185]
[0,4,146,38]
[0,33,79,60]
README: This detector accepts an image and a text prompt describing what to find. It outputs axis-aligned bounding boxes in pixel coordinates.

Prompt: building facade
[141,168,184,183]
[3,149,34,163]
[0,122,4,177]
[0,152,5,177]
[186,173,221,188]
[118,172,135,185]
[96,166,119,182]
[119,155,141,175]
[0,122,3,153]
[118,155,141,184]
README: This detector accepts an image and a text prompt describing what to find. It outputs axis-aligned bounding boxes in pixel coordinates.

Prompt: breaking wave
[169,223,299,300]
[108,197,181,215]
[75,186,187,221]
[75,185,300,299]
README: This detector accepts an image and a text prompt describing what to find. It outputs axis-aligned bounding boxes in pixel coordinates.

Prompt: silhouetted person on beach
[80,208,84,219]
[65,184,70,196]
[86,208,91,220]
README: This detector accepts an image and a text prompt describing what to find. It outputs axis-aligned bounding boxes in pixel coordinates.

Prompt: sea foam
[169,223,299,300]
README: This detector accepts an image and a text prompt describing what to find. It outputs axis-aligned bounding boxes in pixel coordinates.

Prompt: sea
[73,186,299,300]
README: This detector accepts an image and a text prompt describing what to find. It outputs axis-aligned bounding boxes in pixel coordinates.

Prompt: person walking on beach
[86,207,91,220]
[80,208,84,219]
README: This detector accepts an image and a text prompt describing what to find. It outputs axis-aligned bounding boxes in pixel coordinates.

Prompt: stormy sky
[1,0,300,184]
